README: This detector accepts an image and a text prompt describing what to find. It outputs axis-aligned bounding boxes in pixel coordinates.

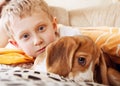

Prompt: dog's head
[46,35,109,84]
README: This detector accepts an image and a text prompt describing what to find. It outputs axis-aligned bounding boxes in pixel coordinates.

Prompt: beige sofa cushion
[49,3,120,27]
[69,3,120,27]
[50,6,69,26]
[50,3,120,27]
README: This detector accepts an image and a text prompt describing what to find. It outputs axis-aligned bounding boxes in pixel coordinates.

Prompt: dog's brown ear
[46,37,78,77]
[94,50,109,85]
[108,67,120,86]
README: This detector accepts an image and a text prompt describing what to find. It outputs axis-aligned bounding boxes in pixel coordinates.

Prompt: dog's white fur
[32,52,47,72]
[68,62,94,82]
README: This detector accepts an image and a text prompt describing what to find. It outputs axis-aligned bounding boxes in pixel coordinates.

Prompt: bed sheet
[0,65,105,86]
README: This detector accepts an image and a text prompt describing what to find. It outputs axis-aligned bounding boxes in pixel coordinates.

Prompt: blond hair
[1,0,53,37]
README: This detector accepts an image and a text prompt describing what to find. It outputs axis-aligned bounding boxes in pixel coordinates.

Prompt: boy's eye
[22,34,29,39]
[38,26,46,32]
[39,26,44,30]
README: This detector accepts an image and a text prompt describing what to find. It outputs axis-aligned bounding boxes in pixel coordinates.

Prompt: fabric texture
[0,67,105,86]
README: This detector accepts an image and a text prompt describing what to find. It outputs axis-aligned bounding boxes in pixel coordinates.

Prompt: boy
[0,0,80,59]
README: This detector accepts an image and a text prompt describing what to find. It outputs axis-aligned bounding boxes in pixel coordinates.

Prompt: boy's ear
[8,39,19,48]
[53,17,57,23]
[52,17,57,30]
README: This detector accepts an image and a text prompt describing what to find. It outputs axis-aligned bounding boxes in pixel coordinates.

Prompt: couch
[50,2,120,27]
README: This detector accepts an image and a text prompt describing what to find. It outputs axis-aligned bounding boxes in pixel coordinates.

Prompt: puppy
[46,35,109,85]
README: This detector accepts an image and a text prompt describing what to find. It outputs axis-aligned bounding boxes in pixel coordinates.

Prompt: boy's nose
[34,36,43,46]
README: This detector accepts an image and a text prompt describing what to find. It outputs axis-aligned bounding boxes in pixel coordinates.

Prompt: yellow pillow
[80,27,120,64]
[0,48,34,64]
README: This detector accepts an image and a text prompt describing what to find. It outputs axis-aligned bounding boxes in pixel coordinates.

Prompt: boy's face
[10,11,57,58]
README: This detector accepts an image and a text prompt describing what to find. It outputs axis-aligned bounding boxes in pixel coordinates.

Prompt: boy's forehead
[12,10,49,24]
[11,12,52,31]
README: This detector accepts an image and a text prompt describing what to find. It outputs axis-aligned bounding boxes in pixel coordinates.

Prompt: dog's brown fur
[46,35,120,85]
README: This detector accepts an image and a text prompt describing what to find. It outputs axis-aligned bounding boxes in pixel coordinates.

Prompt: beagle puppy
[46,35,120,85]
[32,35,120,85]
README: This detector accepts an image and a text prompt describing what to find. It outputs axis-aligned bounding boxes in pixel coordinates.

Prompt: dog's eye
[78,57,86,66]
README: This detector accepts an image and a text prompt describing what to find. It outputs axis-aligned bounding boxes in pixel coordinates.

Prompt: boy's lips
[36,46,46,54]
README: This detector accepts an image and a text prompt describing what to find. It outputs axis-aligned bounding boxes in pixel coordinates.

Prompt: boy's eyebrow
[35,22,45,26]
[33,20,47,29]
[16,29,30,38]
[16,22,45,35]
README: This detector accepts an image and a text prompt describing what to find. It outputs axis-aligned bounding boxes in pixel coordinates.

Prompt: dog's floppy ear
[46,37,78,77]
[94,50,109,84]
[108,67,120,86]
